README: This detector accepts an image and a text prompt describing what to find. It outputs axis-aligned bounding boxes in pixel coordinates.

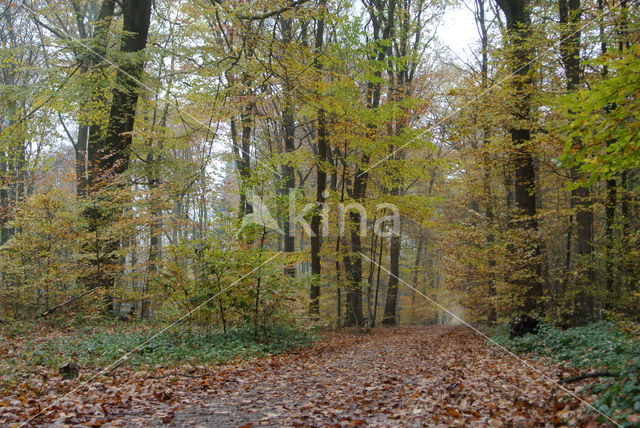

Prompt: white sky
[437,0,480,60]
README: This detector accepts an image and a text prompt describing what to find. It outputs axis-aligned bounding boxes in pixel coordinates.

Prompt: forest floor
[1,326,607,427]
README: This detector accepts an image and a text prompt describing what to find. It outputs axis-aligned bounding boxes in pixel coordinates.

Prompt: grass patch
[0,323,318,389]
[493,321,640,425]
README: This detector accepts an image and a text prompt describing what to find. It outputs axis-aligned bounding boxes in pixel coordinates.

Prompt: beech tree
[495,0,542,315]
[83,0,153,310]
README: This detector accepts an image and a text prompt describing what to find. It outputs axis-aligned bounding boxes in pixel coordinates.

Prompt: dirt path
[4,326,604,427]
[131,326,601,427]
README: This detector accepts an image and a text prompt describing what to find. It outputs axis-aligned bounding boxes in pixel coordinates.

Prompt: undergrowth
[0,323,318,389]
[494,321,640,426]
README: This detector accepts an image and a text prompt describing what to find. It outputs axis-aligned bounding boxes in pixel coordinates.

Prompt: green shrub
[1,324,318,387]
[494,321,640,425]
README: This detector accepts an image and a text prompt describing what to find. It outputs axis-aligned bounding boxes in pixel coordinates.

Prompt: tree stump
[59,362,79,379]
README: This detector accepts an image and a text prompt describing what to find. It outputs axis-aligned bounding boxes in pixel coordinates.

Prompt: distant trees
[1,5,46,245]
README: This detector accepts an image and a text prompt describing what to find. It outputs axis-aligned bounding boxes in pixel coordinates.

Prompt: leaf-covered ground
[1,326,609,427]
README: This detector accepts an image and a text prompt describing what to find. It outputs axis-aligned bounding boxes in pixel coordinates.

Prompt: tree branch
[35,287,101,319]
[558,371,617,384]
[236,0,311,20]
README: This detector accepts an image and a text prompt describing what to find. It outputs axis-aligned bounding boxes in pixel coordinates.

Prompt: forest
[1,0,639,426]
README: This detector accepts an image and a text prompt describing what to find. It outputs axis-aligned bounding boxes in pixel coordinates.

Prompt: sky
[437,0,481,60]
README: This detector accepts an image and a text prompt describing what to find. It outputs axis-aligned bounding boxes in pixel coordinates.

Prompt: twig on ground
[558,371,617,384]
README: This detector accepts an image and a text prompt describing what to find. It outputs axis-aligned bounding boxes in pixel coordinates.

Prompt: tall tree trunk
[0,117,17,245]
[309,0,329,316]
[372,225,385,327]
[334,151,346,326]
[559,0,594,325]
[620,171,630,288]
[84,0,153,314]
[143,103,168,321]
[366,226,379,323]
[75,125,89,197]
[596,0,617,301]
[381,80,403,327]
[280,18,296,276]
[496,0,543,314]
[90,0,152,182]
[409,233,424,324]
[343,0,396,327]
[343,169,366,326]
[144,194,159,321]
[476,0,497,325]
[382,187,402,325]
[0,153,8,245]
[605,175,617,295]
[230,103,254,218]
[0,10,19,244]
[76,0,117,197]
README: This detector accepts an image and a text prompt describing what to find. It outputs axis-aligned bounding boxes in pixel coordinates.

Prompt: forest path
[136,326,600,427]
[5,326,604,427]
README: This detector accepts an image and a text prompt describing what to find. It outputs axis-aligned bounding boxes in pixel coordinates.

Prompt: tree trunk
[230,103,254,218]
[382,233,401,325]
[496,0,543,314]
[372,229,385,327]
[91,0,152,182]
[73,125,88,197]
[280,18,296,276]
[559,0,594,325]
[366,227,379,324]
[596,0,617,302]
[84,0,153,313]
[309,0,328,316]
[343,0,396,327]
[409,233,424,324]
[476,0,498,325]
[0,153,7,245]
[77,0,117,196]
[334,149,346,327]
[343,168,366,326]
[382,187,402,325]
[605,175,616,296]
